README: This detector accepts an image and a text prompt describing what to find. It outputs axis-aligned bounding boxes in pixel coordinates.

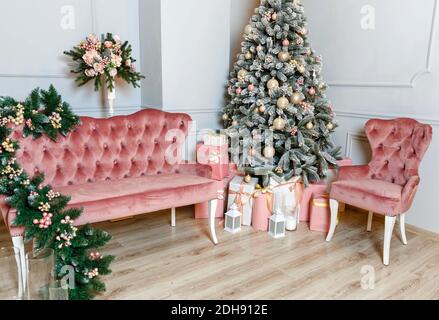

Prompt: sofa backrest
[12,109,192,187]
[365,118,432,186]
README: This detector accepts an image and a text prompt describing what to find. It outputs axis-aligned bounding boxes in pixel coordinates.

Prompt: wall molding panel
[345,132,368,159]
[336,109,439,127]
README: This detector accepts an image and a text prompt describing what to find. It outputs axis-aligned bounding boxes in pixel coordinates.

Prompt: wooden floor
[1,206,439,300]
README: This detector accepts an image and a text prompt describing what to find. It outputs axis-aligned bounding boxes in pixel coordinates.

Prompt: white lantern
[268,210,286,239]
[224,204,242,233]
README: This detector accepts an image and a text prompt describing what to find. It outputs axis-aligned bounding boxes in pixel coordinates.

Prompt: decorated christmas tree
[223,0,342,186]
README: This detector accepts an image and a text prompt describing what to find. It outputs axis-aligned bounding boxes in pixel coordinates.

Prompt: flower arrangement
[0,86,114,300]
[64,33,144,91]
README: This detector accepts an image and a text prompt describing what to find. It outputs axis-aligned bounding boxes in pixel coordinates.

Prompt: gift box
[197,143,229,180]
[203,131,227,147]
[268,176,304,230]
[299,182,327,222]
[309,193,331,232]
[251,188,273,231]
[228,175,258,226]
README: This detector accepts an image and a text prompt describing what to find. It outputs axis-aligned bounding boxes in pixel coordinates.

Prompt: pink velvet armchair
[326,118,432,265]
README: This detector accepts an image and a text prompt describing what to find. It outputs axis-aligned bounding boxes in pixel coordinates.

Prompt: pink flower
[82,50,100,66]
[125,59,132,67]
[113,35,121,43]
[109,68,117,77]
[111,54,122,68]
[297,77,304,85]
[87,34,99,44]
[291,127,298,136]
[104,41,113,48]
[85,68,97,77]
[93,62,105,74]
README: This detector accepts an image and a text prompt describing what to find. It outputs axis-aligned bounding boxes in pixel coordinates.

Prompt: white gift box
[203,131,227,147]
[228,175,258,226]
[268,176,304,231]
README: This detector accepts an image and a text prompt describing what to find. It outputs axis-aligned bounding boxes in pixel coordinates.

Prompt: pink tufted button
[141,172,145,176]
[96,161,100,166]
[172,137,177,143]
[384,160,389,165]
[154,139,159,145]
[68,181,73,185]
[103,144,108,149]
[106,177,111,181]
[87,179,93,183]
[127,123,132,129]
[124,174,129,178]
[114,160,118,165]
[34,167,39,173]
[180,121,185,126]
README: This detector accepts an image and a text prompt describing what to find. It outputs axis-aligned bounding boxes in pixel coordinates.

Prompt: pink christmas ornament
[291,127,298,136]
[282,39,290,47]
[309,87,316,95]
[248,84,255,92]
[236,87,242,95]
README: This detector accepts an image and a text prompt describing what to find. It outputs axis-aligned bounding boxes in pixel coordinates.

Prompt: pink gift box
[252,192,273,231]
[300,182,327,222]
[197,143,229,180]
[309,193,331,232]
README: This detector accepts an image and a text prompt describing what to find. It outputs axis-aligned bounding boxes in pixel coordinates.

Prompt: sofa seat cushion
[330,179,403,216]
[7,173,214,226]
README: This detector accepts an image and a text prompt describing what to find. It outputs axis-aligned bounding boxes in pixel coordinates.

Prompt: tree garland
[0,86,114,300]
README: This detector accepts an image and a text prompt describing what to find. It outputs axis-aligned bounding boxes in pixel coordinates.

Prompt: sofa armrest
[338,165,371,181]
[177,162,213,180]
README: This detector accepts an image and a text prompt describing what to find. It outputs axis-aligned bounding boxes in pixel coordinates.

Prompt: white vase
[106,81,116,117]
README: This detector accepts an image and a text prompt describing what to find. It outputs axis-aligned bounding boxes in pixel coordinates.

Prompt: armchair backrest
[12,109,192,187]
[365,118,432,186]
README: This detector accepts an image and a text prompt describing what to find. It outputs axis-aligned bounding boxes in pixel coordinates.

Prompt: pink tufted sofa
[326,118,432,265]
[1,109,220,260]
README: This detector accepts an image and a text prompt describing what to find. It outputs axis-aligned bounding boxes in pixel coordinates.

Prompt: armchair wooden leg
[383,216,396,266]
[399,213,408,245]
[171,207,176,227]
[208,199,218,245]
[12,236,26,297]
[367,211,373,232]
[326,199,339,242]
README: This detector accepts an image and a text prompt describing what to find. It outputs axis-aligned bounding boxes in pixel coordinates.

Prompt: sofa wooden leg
[383,216,396,266]
[367,211,373,232]
[171,207,176,227]
[326,199,339,242]
[399,213,408,245]
[208,199,218,245]
[12,236,26,297]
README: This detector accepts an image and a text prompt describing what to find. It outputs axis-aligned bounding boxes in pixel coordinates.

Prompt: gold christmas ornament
[306,122,314,130]
[245,52,253,60]
[237,69,247,81]
[259,104,266,113]
[267,78,279,90]
[276,97,289,110]
[297,65,306,74]
[326,122,334,130]
[275,167,283,174]
[232,120,238,126]
[244,24,252,35]
[244,174,252,183]
[273,117,286,130]
[290,92,304,104]
[222,114,229,121]
[278,51,290,62]
[263,146,275,158]
[272,12,278,20]
[256,45,263,52]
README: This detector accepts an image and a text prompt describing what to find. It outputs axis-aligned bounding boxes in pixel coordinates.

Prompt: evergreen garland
[0,85,114,300]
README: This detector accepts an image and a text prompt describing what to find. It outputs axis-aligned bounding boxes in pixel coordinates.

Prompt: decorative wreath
[0,86,114,300]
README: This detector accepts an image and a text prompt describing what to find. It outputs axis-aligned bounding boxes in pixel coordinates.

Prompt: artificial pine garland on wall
[0,85,114,300]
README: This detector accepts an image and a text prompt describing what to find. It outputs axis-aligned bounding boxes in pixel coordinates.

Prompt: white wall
[161,0,231,131]
[301,0,439,233]
[0,0,141,117]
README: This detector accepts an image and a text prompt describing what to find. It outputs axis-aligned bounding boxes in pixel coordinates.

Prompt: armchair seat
[331,179,402,215]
